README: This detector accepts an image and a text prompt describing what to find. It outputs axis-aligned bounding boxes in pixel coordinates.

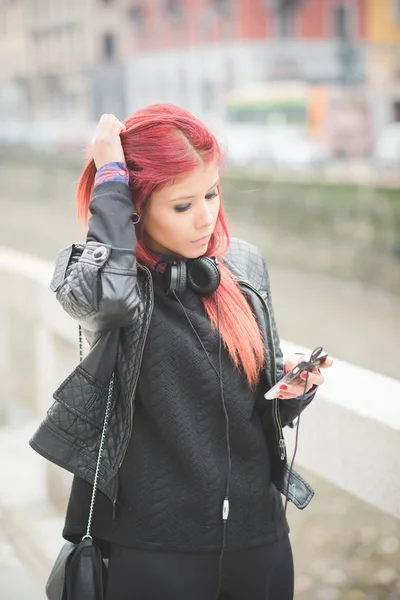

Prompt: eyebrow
[170,179,220,202]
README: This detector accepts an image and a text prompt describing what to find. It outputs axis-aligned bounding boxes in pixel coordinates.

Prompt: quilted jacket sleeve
[50,181,140,332]
[259,254,316,427]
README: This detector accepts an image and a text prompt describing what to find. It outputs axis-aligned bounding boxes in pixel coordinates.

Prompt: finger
[110,117,126,132]
[276,390,311,400]
[284,354,306,374]
[278,379,313,395]
[299,371,325,386]
[94,114,112,135]
[277,384,313,398]
[94,117,125,140]
[105,114,124,126]
[319,357,333,369]
[97,114,118,127]
[278,373,323,396]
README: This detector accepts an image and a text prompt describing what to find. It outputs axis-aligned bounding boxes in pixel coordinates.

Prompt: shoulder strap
[78,325,114,540]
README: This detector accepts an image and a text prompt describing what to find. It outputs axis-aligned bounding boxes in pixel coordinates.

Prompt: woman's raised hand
[90,113,127,170]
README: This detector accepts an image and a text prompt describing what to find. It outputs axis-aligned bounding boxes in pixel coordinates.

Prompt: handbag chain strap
[78,325,115,540]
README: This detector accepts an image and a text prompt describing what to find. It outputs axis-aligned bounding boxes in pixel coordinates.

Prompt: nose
[195,199,215,230]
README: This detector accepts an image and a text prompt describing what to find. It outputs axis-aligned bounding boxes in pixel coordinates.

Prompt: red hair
[76,104,265,389]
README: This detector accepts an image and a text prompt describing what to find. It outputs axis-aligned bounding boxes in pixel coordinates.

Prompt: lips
[192,234,212,243]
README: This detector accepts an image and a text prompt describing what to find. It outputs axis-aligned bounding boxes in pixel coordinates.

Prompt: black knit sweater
[63,270,289,552]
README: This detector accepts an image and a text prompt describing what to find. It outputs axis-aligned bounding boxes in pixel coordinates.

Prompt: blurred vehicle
[216,81,330,171]
[216,122,274,168]
[223,81,310,136]
[267,131,330,171]
[372,122,400,174]
[217,124,330,171]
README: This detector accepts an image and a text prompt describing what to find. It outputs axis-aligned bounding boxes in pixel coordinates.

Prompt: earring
[132,211,141,224]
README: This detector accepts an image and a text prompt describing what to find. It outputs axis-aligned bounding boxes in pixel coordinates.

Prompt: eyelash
[174,191,219,213]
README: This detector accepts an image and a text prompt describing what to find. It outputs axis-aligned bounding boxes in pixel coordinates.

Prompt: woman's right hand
[90,113,127,170]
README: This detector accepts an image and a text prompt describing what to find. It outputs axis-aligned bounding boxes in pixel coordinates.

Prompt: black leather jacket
[29,182,315,514]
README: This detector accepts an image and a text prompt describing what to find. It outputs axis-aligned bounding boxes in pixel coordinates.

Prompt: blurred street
[0,531,43,600]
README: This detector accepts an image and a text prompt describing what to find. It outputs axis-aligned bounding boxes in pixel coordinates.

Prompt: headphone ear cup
[165,261,187,296]
[187,257,221,297]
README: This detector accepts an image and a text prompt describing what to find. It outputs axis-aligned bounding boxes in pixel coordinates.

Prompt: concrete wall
[1,149,399,294]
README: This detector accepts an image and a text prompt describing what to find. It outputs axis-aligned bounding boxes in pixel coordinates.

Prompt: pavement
[0,529,44,600]
[0,416,400,600]
[0,421,65,599]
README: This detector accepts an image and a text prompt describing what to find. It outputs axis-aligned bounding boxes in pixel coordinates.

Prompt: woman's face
[143,161,220,259]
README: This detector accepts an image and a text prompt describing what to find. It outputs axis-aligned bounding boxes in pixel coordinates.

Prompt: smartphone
[264,349,328,400]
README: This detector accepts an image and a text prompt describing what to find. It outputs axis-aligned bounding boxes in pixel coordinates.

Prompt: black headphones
[163,256,221,297]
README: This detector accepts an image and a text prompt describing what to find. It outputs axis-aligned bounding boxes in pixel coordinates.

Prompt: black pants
[105,535,294,600]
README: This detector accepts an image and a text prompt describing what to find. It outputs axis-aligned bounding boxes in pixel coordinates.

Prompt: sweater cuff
[296,384,318,400]
[94,162,129,187]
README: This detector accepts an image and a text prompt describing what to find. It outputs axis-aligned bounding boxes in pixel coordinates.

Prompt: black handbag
[45,326,114,600]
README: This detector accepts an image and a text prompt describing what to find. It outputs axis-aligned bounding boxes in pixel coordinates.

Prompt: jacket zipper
[118,264,154,468]
[238,280,286,461]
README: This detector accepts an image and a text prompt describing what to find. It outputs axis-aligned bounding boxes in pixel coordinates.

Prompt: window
[394,0,400,24]
[276,5,294,38]
[224,58,234,92]
[213,0,231,15]
[393,100,400,122]
[43,74,60,95]
[165,0,183,20]
[103,33,116,60]
[197,8,216,42]
[332,4,349,39]
[178,67,188,105]
[201,81,214,113]
[128,5,144,25]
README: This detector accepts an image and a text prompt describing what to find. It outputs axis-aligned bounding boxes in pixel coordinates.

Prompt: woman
[30,104,333,600]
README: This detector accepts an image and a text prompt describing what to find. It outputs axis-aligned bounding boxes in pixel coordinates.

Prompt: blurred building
[0,0,369,125]
[0,1,28,119]
[365,0,400,129]
[0,0,136,124]
[125,0,367,122]
[1,0,399,159]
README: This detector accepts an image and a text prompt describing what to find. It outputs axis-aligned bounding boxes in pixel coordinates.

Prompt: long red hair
[76,104,265,389]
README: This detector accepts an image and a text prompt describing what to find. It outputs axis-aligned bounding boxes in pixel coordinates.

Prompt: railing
[1,246,399,520]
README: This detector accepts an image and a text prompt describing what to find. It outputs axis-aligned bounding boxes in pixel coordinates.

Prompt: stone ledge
[0,422,65,587]
[281,341,400,519]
